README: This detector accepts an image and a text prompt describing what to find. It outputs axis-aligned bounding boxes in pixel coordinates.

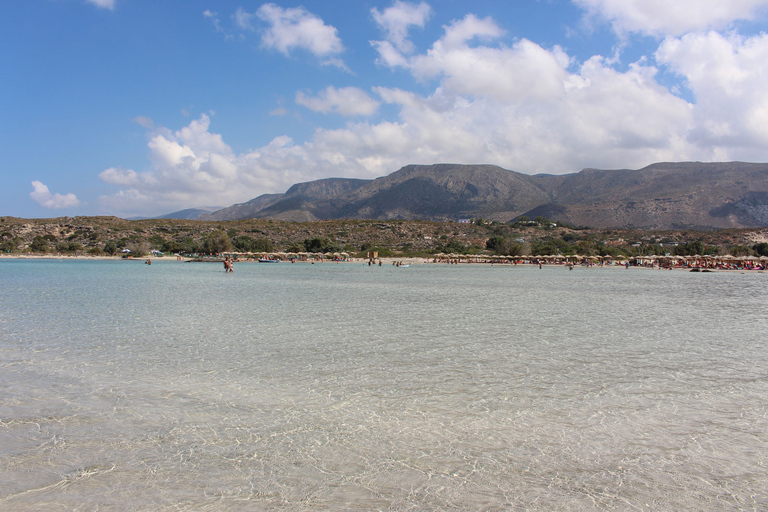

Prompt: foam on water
[1,259,767,510]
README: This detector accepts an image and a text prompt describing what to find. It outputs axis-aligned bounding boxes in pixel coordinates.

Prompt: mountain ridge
[197,162,768,229]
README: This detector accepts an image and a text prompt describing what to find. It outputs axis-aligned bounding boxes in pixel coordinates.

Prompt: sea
[0,258,766,511]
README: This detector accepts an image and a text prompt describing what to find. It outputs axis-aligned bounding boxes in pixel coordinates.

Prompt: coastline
[3,253,764,272]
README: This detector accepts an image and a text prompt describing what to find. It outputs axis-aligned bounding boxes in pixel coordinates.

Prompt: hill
[200,162,768,230]
[155,207,222,220]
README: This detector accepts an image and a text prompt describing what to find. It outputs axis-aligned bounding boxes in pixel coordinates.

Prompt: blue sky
[3,0,768,218]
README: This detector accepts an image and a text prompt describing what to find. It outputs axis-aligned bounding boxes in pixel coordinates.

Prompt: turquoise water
[1,259,767,510]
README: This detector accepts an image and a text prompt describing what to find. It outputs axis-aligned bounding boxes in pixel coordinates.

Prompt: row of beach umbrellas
[218,251,767,264]
[432,253,768,262]
[222,251,350,260]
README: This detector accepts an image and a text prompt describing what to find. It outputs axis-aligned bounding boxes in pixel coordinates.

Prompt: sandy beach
[4,253,764,271]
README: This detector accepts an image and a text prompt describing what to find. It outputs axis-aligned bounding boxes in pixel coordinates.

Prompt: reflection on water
[1,259,767,510]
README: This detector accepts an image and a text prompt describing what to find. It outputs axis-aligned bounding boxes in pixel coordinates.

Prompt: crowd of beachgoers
[205,251,767,271]
[4,251,767,271]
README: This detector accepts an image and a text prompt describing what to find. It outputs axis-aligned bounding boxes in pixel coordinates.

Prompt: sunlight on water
[1,259,767,510]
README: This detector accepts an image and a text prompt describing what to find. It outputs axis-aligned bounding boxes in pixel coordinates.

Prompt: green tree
[729,245,754,257]
[0,232,21,253]
[233,235,273,253]
[504,241,526,256]
[754,242,768,256]
[148,234,167,249]
[104,240,118,255]
[486,236,506,252]
[304,237,339,253]
[162,237,197,254]
[201,231,232,254]
[253,238,273,252]
[126,240,150,256]
[30,236,48,253]
[1,238,19,253]
[440,238,467,254]
[234,235,256,252]
[674,241,705,256]
[529,237,577,256]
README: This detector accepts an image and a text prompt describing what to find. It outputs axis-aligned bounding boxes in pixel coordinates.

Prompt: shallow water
[1,259,767,510]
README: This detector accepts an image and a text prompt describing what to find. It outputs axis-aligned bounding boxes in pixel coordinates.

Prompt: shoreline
[2,253,764,272]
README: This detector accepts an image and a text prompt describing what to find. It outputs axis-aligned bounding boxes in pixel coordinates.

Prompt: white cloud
[98,115,343,215]
[371,1,431,53]
[203,10,224,33]
[100,10,768,216]
[657,31,768,148]
[86,0,115,10]
[133,116,154,129]
[378,14,570,102]
[30,181,80,209]
[255,3,343,58]
[233,7,256,31]
[208,4,346,68]
[574,0,768,37]
[99,167,148,187]
[371,40,410,68]
[296,86,380,116]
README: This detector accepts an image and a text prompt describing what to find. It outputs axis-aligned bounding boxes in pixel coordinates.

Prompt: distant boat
[258,259,280,263]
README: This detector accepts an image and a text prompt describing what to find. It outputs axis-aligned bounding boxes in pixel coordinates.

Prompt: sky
[3,0,768,218]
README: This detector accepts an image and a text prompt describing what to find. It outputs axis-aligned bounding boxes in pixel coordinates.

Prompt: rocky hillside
[199,162,768,230]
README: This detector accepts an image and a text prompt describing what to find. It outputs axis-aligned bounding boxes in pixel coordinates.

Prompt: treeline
[2,216,767,258]
[484,234,768,258]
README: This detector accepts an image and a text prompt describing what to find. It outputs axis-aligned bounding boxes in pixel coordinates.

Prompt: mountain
[199,179,368,222]
[200,162,768,229]
[197,194,284,221]
[542,162,768,229]
[155,207,222,220]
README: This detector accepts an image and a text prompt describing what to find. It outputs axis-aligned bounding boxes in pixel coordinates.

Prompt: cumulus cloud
[254,3,344,61]
[371,1,431,53]
[86,0,115,10]
[574,0,768,37]
[30,181,80,209]
[657,31,768,149]
[97,114,357,216]
[374,14,571,102]
[100,9,768,216]
[296,86,380,116]
[99,167,147,187]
